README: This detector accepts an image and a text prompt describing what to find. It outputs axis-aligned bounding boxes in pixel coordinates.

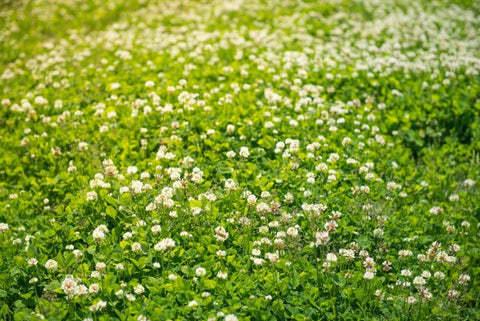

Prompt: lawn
[0,0,479,320]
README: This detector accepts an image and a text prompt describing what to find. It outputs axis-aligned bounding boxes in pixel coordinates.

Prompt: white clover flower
[95,262,106,272]
[256,202,270,213]
[247,194,257,205]
[132,242,142,252]
[134,284,145,295]
[0,223,10,234]
[401,269,412,277]
[86,191,98,201]
[363,271,375,280]
[145,202,157,211]
[180,231,191,238]
[44,259,58,270]
[324,220,338,232]
[75,284,88,297]
[110,83,121,90]
[265,252,279,263]
[191,173,202,184]
[398,250,413,258]
[96,300,107,310]
[225,179,237,191]
[359,186,369,193]
[195,267,206,277]
[429,206,443,215]
[458,274,471,285]
[191,207,202,216]
[61,276,77,297]
[225,314,238,321]
[217,271,228,279]
[363,257,375,269]
[448,194,459,202]
[78,142,88,151]
[315,232,329,246]
[99,125,109,133]
[127,166,138,174]
[447,289,459,300]
[373,228,384,237]
[340,249,355,260]
[93,228,106,242]
[422,271,431,279]
[463,179,475,187]
[413,276,426,286]
[286,227,298,237]
[89,284,100,294]
[214,226,229,242]
[326,253,337,262]
[154,238,175,251]
[239,146,250,158]
[226,124,235,133]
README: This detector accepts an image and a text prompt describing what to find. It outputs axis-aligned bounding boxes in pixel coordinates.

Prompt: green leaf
[189,199,202,208]
[272,299,285,317]
[106,206,117,219]
[45,230,56,238]
[78,263,89,275]
[258,135,275,149]
[203,279,217,289]
[104,195,119,206]
[120,193,132,205]
[357,235,372,249]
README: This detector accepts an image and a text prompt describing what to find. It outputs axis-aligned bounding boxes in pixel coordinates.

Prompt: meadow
[0,0,479,320]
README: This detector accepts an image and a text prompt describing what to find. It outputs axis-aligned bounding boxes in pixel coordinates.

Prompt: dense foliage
[1,0,479,320]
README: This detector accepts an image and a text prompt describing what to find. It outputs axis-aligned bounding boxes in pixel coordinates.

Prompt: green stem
[274,268,280,295]
[314,247,321,293]
[418,298,423,320]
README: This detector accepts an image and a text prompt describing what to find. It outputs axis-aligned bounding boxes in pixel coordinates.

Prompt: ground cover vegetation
[0,0,479,320]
